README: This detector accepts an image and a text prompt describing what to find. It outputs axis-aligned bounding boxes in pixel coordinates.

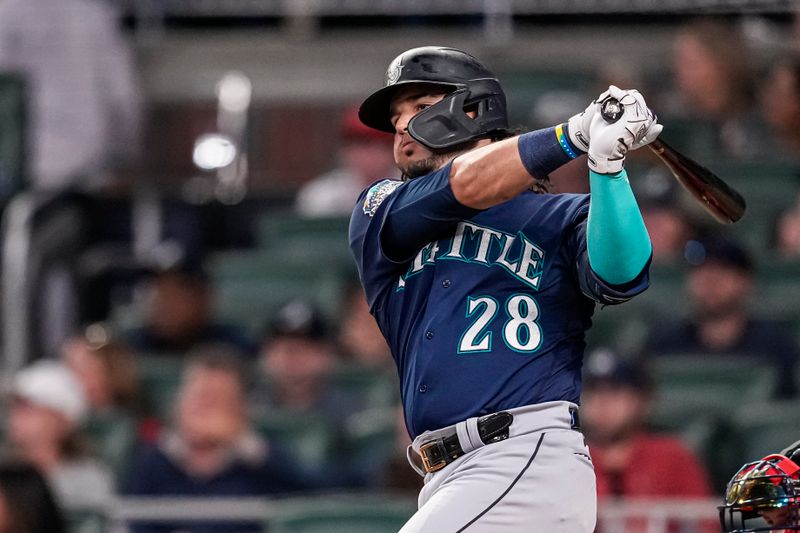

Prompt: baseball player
[719,442,800,532]
[348,46,661,532]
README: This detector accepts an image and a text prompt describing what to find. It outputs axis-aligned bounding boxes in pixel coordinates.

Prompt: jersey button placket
[442,279,451,288]
[425,331,433,340]
[419,384,428,393]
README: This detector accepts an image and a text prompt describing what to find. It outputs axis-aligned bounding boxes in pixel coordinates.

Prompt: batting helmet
[720,454,800,532]
[358,46,509,150]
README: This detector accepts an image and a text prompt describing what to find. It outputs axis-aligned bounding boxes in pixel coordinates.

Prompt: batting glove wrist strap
[566,102,595,154]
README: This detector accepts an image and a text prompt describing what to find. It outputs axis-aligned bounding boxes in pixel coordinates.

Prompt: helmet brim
[358,81,459,134]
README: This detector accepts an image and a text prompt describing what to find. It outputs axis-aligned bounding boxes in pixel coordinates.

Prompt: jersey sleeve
[566,208,650,305]
[349,162,481,310]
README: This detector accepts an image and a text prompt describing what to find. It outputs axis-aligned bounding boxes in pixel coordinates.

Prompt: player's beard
[399,142,477,181]
[400,153,453,180]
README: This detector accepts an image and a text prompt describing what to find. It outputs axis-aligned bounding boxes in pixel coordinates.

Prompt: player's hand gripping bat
[600,97,746,224]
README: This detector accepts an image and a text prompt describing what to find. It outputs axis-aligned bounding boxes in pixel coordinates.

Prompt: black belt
[417,407,581,474]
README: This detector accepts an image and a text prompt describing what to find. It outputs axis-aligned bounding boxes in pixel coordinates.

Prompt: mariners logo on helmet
[386,60,403,86]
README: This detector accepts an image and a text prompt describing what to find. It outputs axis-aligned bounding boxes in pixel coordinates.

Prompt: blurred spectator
[0,0,141,190]
[0,458,66,533]
[254,299,363,424]
[61,324,145,483]
[646,237,798,397]
[669,18,764,157]
[62,325,141,415]
[126,260,255,357]
[125,347,301,533]
[295,105,395,217]
[4,361,114,508]
[775,192,800,258]
[582,349,712,531]
[337,283,393,370]
[635,169,698,263]
[371,405,423,494]
[761,55,800,154]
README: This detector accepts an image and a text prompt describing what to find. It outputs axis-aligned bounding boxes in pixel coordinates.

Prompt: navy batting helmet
[358,46,509,150]
[720,454,800,532]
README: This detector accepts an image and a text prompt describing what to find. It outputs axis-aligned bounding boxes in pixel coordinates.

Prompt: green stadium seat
[253,410,336,472]
[649,355,777,420]
[208,250,351,335]
[82,412,138,485]
[707,160,799,254]
[330,364,398,408]
[731,400,800,462]
[136,356,185,420]
[257,213,352,248]
[266,496,416,533]
[751,259,800,321]
[341,407,398,470]
[255,213,354,268]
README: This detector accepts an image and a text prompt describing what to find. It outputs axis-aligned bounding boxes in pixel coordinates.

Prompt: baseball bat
[599,98,746,224]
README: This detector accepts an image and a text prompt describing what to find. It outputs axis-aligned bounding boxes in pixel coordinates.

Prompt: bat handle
[647,138,666,156]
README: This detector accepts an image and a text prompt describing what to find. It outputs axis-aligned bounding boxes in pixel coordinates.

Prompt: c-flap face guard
[407,79,507,151]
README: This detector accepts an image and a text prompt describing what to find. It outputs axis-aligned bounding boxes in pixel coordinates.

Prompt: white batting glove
[588,85,663,174]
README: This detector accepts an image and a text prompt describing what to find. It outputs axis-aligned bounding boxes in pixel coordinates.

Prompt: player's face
[759,507,792,530]
[389,85,449,179]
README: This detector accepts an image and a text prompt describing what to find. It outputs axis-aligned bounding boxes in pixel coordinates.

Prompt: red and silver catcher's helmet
[720,454,800,532]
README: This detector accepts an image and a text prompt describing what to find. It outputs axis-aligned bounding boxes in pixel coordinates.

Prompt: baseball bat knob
[600,97,624,123]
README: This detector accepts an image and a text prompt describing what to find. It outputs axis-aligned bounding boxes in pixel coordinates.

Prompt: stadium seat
[253,409,336,473]
[82,412,138,485]
[751,259,800,321]
[341,406,398,475]
[731,400,800,463]
[649,355,777,420]
[208,250,350,335]
[255,212,353,266]
[330,363,398,408]
[136,356,185,420]
[266,496,416,533]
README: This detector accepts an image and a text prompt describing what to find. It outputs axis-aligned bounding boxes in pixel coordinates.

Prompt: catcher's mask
[720,454,800,532]
[358,46,509,151]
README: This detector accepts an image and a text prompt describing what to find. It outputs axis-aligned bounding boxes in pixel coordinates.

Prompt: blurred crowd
[1,3,800,532]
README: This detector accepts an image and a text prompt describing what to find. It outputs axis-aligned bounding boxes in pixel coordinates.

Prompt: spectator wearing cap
[125,259,256,357]
[582,349,712,532]
[295,104,396,218]
[646,237,799,397]
[3,360,114,508]
[254,299,364,424]
[125,346,302,533]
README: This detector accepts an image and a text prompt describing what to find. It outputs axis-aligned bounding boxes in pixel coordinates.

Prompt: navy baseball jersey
[349,161,649,438]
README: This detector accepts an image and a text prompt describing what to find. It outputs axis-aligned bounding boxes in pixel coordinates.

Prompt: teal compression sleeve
[587,169,652,285]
